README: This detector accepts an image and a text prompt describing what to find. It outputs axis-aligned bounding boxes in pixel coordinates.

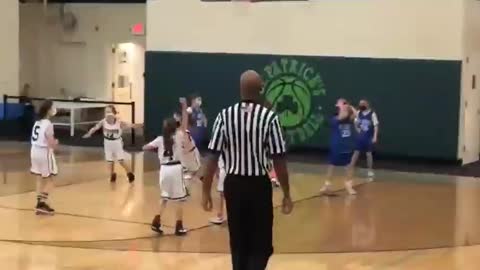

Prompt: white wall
[0,0,19,96]
[459,0,480,160]
[147,0,463,60]
[20,4,145,101]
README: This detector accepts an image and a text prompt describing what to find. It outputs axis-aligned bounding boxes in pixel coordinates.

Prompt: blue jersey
[357,111,375,140]
[191,108,206,128]
[330,117,355,154]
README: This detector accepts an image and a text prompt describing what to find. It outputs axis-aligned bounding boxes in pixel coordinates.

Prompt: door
[462,55,480,164]
[112,44,133,123]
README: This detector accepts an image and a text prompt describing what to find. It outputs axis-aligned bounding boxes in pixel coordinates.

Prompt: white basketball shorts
[217,168,226,193]
[160,163,189,201]
[104,139,125,162]
[30,146,58,178]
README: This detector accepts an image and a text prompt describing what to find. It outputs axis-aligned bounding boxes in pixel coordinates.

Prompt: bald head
[240,70,263,102]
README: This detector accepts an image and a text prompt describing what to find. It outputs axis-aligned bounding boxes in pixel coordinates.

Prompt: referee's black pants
[224,174,273,270]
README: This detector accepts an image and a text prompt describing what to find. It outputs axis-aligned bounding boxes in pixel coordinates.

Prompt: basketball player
[31,100,59,215]
[173,110,201,180]
[186,94,208,151]
[82,105,139,183]
[349,99,379,180]
[320,98,357,195]
[143,98,198,235]
[209,156,227,225]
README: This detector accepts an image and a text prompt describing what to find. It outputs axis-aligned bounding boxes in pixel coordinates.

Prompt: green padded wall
[145,51,461,160]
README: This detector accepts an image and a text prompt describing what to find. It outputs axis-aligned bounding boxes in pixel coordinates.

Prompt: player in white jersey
[83,105,140,183]
[209,156,227,225]
[143,98,198,236]
[30,100,59,215]
[173,111,201,177]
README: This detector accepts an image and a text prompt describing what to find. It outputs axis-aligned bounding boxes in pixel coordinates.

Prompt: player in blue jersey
[349,99,379,181]
[186,94,208,152]
[321,99,357,195]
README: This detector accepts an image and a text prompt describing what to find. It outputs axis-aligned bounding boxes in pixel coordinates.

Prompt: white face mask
[50,107,57,117]
[105,112,115,122]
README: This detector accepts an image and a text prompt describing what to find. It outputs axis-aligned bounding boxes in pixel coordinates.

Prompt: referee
[202,70,293,270]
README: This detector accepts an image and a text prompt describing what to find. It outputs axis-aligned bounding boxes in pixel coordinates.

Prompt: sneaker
[175,220,188,236]
[345,181,357,195]
[151,215,163,234]
[35,202,55,215]
[367,171,375,181]
[271,178,280,188]
[110,173,117,183]
[127,172,135,183]
[320,182,332,194]
[209,216,225,225]
[45,203,55,213]
[175,227,188,236]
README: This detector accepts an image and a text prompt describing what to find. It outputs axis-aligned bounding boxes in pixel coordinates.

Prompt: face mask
[359,105,367,111]
[50,107,57,117]
[105,112,116,122]
[196,99,202,107]
[334,105,340,115]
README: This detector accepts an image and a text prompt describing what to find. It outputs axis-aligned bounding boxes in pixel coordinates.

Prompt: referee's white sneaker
[345,180,357,195]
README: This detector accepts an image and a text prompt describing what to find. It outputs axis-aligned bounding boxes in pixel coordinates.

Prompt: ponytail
[163,118,178,155]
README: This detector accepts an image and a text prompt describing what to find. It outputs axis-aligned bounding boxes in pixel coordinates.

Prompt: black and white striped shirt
[208,101,286,176]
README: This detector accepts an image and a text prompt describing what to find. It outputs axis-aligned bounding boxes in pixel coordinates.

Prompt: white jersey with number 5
[31,119,54,147]
[31,119,57,178]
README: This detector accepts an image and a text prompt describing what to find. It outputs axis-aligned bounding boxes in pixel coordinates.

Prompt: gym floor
[0,142,478,270]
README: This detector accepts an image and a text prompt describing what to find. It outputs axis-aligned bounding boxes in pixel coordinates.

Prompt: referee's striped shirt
[208,101,286,176]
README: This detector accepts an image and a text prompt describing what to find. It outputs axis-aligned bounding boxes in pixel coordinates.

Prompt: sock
[37,192,48,204]
[42,192,49,202]
[152,215,161,226]
[175,220,183,230]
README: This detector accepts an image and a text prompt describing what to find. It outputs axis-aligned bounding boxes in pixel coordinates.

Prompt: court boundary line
[1,182,478,254]
[0,182,368,245]
[0,164,349,235]
[0,238,478,255]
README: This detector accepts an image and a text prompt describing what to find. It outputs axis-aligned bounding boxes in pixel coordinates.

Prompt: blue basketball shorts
[356,138,373,153]
[329,151,353,167]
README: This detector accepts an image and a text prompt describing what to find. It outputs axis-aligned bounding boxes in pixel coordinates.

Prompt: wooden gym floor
[0,141,479,270]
